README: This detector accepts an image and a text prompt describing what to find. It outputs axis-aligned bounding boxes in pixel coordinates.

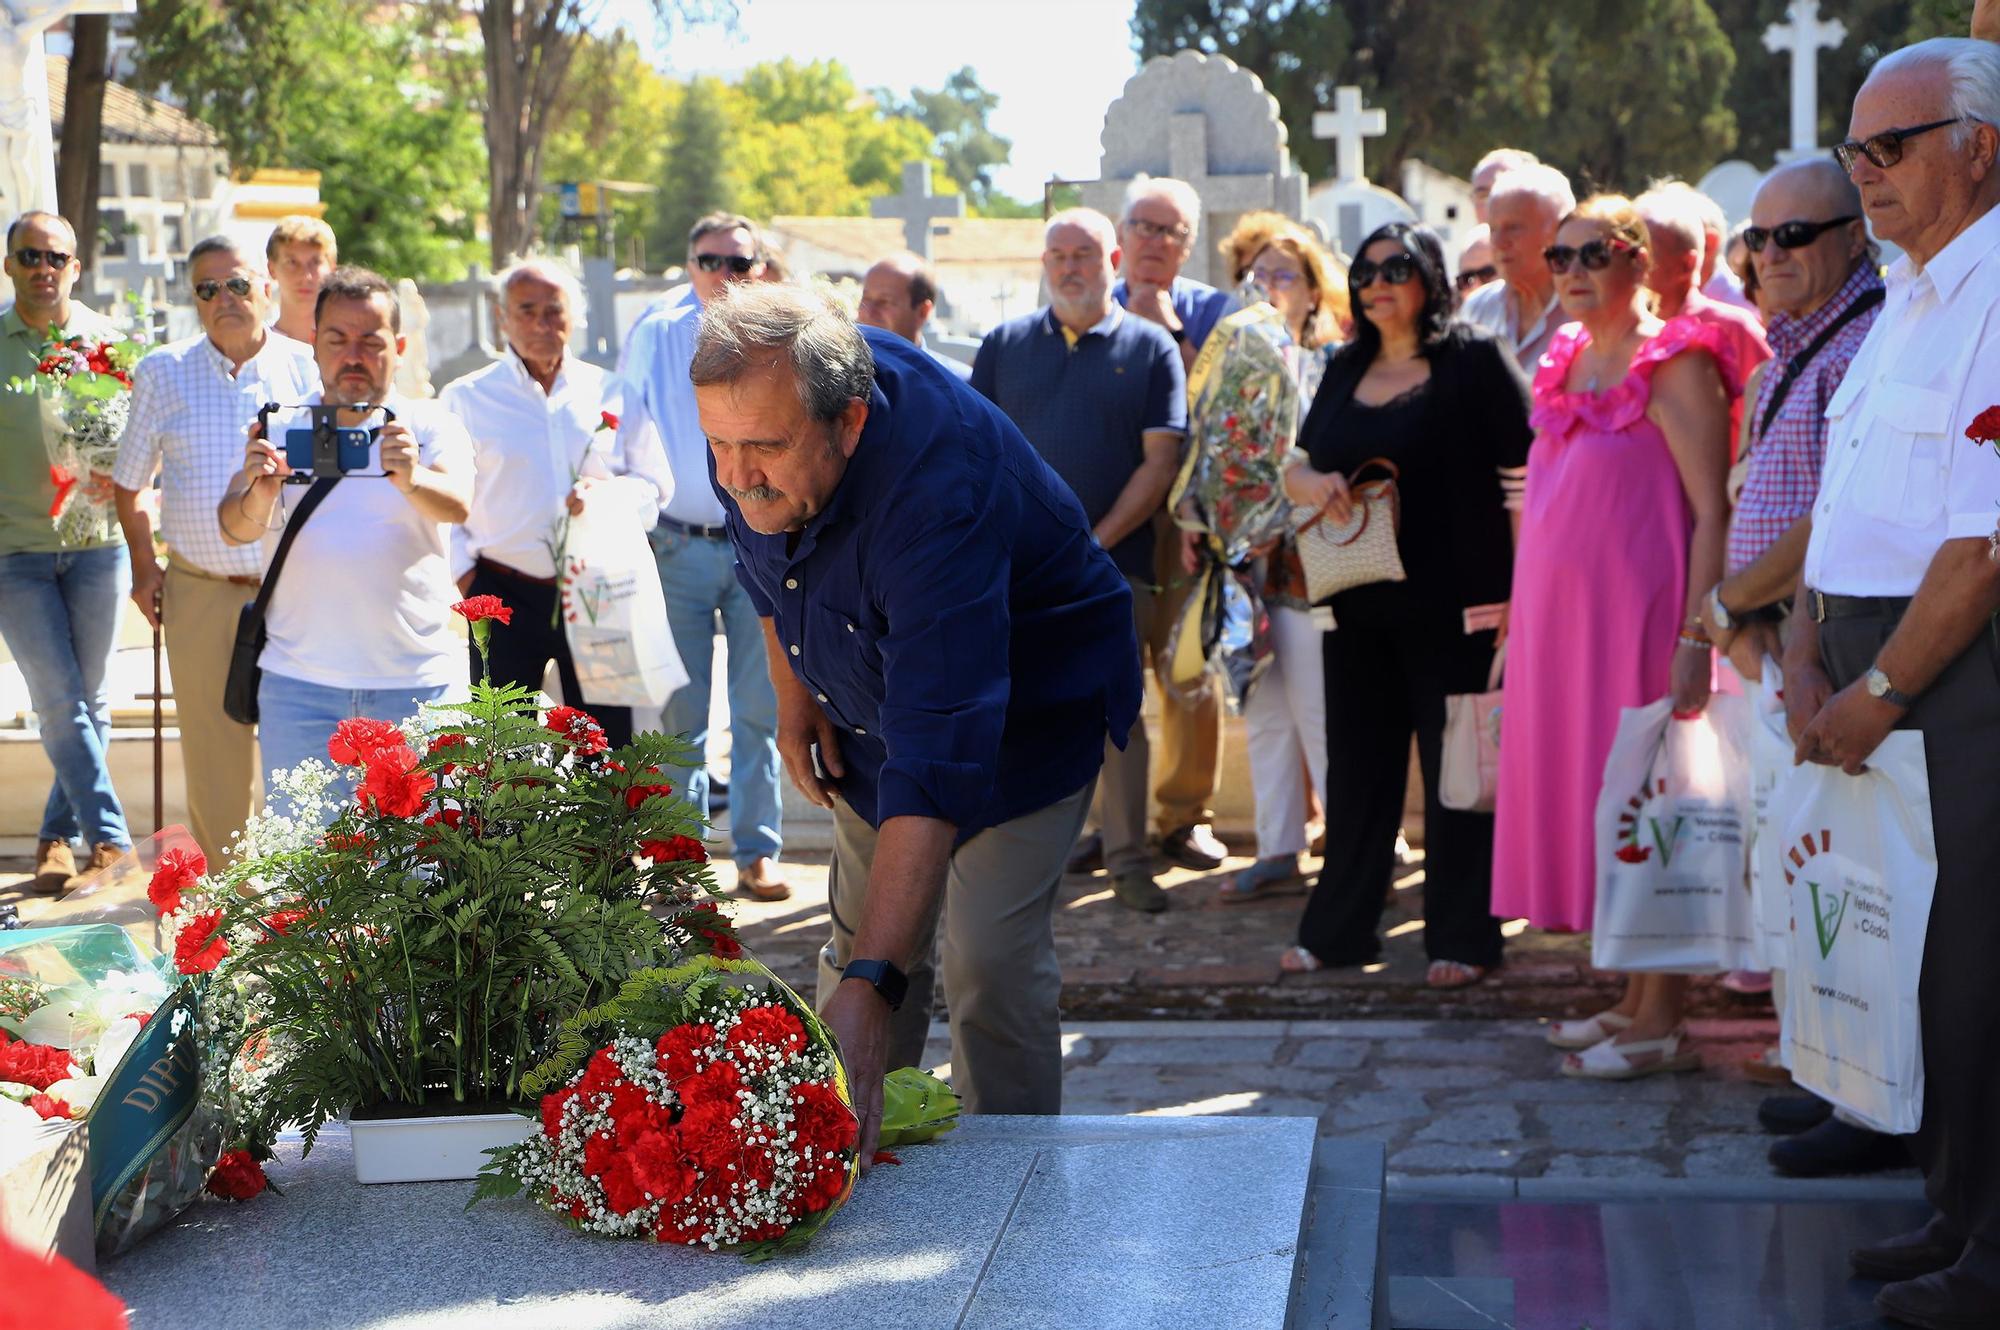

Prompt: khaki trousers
[163,563,261,863]
[1146,514,1221,832]
[815,782,1093,1115]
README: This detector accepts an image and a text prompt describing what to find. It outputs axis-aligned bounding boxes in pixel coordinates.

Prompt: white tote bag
[1778,732,1936,1135]
[1746,660,1799,971]
[1591,694,1758,974]
[560,504,688,710]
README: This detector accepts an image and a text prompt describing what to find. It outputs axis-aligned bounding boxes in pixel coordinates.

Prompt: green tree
[539,32,678,263]
[879,67,1013,210]
[652,75,734,264]
[132,0,339,168]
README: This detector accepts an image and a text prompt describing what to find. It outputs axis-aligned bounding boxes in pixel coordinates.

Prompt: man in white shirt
[856,251,971,381]
[617,212,795,901]
[442,259,660,748]
[217,266,472,814]
[111,236,317,862]
[1783,38,2000,1327]
[1460,163,1572,371]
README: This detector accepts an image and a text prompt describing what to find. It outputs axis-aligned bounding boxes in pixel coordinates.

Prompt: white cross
[81,238,171,309]
[1763,0,1846,157]
[1163,112,1278,285]
[869,160,965,262]
[1312,86,1387,186]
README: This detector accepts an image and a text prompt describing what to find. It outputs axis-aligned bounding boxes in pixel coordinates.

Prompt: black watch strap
[841,958,909,1011]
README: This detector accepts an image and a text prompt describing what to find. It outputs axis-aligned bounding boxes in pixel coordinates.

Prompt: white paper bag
[1778,732,1935,1135]
[1591,694,1758,974]
[1746,660,1798,970]
[560,504,687,710]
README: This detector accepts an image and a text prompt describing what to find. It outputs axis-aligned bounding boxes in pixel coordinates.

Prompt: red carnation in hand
[146,845,206,916]
[1967,405,2000,448]
[451,594,513,626]
[173,909,230,974]
[205,1149,268,1201]
[544,704,607,756]
[357,743,436,819]
[639,835,708,865]
[598,411,619,432]
[328,717,406,767]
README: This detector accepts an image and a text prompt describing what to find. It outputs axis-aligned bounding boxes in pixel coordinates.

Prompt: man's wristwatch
[1864,666,1916,709]
[1707,584,1735,632]
[841,958,909,1011]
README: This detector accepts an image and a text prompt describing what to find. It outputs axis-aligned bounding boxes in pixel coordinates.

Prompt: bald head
[1749,158,1871,319]
[857,252,938,344]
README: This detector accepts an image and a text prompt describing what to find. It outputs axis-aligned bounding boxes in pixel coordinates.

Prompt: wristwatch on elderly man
[1865,666,1916,710]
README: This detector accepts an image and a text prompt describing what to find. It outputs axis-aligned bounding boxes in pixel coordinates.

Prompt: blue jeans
[651,526,781,865]
[258,671,450,824]
[0,546,130,847]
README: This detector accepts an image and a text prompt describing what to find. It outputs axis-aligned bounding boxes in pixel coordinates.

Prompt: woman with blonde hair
[1490,194,1738,1077]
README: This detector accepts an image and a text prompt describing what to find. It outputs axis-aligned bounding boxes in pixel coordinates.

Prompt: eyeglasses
[1833,118,1959,173]
[12,247,70,270]
[194,276,255,302]
[1742,216,1859,253]
[1125,217,1191,244]
[1349,254,1420,288]
[1248,268,1303,290]
[1455,265,1498,291]
[693,253,760,275]
[1542,238,1635,274]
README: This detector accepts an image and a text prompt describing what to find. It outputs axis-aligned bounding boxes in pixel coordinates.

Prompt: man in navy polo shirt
[972,207,1187,913]
[690,283,1140,1158]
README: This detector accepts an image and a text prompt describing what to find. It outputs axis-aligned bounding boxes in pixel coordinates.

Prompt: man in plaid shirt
[1701,159,1883,678]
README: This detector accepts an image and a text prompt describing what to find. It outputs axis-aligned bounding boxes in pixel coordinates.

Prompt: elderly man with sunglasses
[612,210,797,903]
[1462,163,1575,373]
[1774,38,2000,1329]
[108,236,317,865]
[0,211,142,892]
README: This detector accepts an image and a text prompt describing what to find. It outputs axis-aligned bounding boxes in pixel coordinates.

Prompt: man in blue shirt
[691,283,1140,1158]
[973,207,1186,914]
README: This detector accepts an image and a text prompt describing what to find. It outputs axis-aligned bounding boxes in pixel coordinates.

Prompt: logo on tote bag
[1783,828,1847,959]
[1613,777,1684,866]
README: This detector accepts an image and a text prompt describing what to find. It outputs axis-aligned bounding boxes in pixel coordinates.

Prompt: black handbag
[223,478,339,725]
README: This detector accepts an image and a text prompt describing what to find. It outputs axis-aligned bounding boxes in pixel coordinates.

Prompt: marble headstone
[1078,50,1308,286]
[1696,160,1768,231]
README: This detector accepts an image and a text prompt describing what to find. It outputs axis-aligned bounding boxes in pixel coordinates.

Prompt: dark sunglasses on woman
[194,276,255,302]
[1350,253,1419,288]
[694,253,759,275]
[1741,216,1858,253]
[1542,238,1635,275]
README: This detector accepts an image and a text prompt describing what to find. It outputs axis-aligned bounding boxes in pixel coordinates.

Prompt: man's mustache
[724,483,783,503]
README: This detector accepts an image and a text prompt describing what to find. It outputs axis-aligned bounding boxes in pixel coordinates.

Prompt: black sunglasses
[694,253,759,275]
[1833,117,1958,173]
[13,247,70,270]
[1455,265,1497,291]
[1543,238,1635,275]
[1350,253,1420,288]
[1742,216,1859,253]
[194,276,255,302]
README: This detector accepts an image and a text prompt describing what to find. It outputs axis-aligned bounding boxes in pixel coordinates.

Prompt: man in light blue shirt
[615,212,794,900]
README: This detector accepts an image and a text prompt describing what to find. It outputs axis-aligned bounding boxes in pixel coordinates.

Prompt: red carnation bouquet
[477,955,958,1258]
[6,316,153,546]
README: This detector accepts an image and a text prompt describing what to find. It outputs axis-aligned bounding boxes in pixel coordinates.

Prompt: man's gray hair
[493,256,581,310]
[1633,186,1707,256]
[1474,147,1539,179]
[1488,164,1576,219]
[1044,206,1118,253]
[187,233,261,272]
[1870,37,2000,152]
[1120,175,1202,236]
[690,284,876,424]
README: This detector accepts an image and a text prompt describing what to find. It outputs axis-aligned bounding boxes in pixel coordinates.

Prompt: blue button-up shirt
[723,328,1142,835]
[614,292,712,524]
[1113,274,1241,352]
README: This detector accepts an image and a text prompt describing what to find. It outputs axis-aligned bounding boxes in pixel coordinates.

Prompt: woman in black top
[1280,223,1533,986]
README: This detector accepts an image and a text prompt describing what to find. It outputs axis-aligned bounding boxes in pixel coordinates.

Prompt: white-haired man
[1456,223,1497,295]
[856,251,969,381]
[1461,163,1572,370]
[442,259,662,751]
[1674,180,1761,313]
[1635,185,1771,435]
[110,234,318,865]
[1470,147,1539,225]
[1782,37,2000,1327]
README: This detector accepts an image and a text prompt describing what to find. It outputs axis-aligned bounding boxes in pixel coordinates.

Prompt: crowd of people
[4,27,1999,1325]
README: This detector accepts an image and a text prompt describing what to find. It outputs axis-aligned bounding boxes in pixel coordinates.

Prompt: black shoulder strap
[1754,286,1885,446]
[248,477,339,618]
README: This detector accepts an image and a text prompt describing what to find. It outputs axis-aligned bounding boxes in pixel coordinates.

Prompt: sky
[613,0,1144,201]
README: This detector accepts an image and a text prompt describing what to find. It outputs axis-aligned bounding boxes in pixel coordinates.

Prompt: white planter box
[347,1110,537,1184]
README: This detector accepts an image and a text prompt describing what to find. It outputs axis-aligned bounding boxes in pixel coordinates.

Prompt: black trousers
[1297,581,1503,968]
[464,561,633,749]
[1821,609,2000,1265]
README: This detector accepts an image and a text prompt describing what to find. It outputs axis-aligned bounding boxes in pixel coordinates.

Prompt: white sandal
[1279,945,1323,973]
[1560,1028,1702,1080]
[1545,1010,1634,1050]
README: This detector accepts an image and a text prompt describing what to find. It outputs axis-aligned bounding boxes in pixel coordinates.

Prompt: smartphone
[283,422,374,476]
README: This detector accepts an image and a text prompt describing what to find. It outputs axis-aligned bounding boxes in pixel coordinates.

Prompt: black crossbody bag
[222,478,339,726]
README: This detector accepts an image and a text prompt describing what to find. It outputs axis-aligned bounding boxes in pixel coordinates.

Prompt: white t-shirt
[258,394,474,689]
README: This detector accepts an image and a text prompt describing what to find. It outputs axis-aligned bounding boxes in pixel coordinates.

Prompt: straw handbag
[1289,457,1406,603]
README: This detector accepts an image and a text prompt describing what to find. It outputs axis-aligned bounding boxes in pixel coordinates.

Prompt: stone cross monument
[1312,86,1387,186]
[870,160,965,262]
[0,0,135,222]
[1763,0,1847,158]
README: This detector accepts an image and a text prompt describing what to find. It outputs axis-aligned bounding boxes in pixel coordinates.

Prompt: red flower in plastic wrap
[684,901,740,959]
[575,1047,626,1100]
[428,732,472,773]
[205,1149,268,1201]
[260,908,309,938]
[173,909,230,974]
[544,704,607,755]
[625,768,676,808]
[0,1032,77,1091]
[27,1092,74,1120]
[451,594,513,625]
[540,1086,577,1143]
[655,1021,717,1086]
[727,1004,807,1058]
[146,846,206,916]
[328,717,406,767]
[358,744,436,819]
[639,835,708,865]
[790,1079,859,1158]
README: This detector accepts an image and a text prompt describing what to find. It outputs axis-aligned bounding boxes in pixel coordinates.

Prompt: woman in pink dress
[1490,195,1734,1079]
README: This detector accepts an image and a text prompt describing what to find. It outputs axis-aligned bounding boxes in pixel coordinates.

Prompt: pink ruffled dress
[1490,317,1738,932]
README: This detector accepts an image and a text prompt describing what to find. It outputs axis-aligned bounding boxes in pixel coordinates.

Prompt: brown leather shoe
[32,838,74,895]
[64,842,128,892]
[737,856,793,902]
